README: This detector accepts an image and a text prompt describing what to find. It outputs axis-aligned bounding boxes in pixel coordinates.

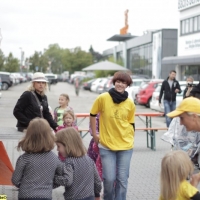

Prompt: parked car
[83,79,96,91]
[44,73,58,84]
[96,78,108,94]
[0,72,13,90]
[103,76,113,92]
[150,81,199,112]
[126,79,149,102]
[0,76,2,90]
[90,78,104,92]
[136,79,163,107]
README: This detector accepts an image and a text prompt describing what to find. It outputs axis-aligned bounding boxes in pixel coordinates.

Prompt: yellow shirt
[90,92,135,150]
[159,180,198,200]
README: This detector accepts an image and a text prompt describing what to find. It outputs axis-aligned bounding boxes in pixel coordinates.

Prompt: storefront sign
[185,39,200,50]
[178,0,200,10]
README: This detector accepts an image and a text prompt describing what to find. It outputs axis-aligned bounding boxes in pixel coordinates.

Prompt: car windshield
[131,80,142,86]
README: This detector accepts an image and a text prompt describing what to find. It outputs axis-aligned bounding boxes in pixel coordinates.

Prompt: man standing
[159,70,181,127]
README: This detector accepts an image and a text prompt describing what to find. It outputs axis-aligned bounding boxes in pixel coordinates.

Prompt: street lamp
[19,47,24,73]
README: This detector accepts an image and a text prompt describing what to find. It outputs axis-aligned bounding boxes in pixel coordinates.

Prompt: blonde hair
[63,110,75,121]
[56,127,86,157]
[27,82,48,96]
[160,150,193,200]
[17,118,55,153]
[60,93,70,101]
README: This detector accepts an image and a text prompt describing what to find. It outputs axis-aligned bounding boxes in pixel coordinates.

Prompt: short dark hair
[112,71,132,86]
[170,70,176,74]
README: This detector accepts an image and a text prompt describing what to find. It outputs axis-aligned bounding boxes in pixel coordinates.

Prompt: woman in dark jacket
[13,72,58,132]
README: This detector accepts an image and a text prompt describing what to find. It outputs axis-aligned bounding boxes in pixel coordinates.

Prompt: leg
[115,149,133,200]
[168,101,176,127]
[99,148,116,200]
[164,100,171,127]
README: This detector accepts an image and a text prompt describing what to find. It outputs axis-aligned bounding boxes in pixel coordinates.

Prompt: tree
[0,49,5,71]
[4,53,19,72]
[89,45,103,63]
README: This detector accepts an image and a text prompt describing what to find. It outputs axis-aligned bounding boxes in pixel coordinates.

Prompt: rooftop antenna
[120,9,129,35]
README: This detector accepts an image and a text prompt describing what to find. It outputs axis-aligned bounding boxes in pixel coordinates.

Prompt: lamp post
[19,47,22,73]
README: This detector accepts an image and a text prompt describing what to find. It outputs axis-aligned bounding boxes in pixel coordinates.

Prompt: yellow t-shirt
[159,180,198,200]
[90,92,135,150]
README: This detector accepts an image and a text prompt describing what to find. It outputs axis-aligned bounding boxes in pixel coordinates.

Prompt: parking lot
[0,81,195,200]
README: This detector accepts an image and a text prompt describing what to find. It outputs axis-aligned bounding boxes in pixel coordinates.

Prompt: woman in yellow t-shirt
[160,150,200,200]
[90,71,135,200]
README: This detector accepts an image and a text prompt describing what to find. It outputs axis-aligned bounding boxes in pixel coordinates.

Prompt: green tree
[4,53,19,72]
[0,49,5,71]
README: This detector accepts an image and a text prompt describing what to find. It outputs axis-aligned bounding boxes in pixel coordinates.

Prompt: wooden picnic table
[76,112,166,150]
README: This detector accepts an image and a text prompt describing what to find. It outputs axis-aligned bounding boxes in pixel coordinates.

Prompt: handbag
[31,91,44,118]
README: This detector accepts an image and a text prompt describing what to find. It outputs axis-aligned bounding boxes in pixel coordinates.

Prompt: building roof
[107,34,136,42]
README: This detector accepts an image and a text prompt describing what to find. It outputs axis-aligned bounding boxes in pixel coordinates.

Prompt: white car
[96,78,108,94]
[126,79,148,102]
[91,78,104,92]
[150,81,199,112]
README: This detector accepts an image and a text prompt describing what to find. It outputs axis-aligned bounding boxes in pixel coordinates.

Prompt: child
[12,118,66,200]
[57,110,78,132]
[54,93,74,126]
[160,150,200,200]
[54,127,102,200]
[88,114,102,181]
[56,110,78,162]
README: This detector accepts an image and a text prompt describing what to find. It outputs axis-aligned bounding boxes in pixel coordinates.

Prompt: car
[126,79,149,102]
[0,71,13,90]
[136,79,164,107]
[90,78,105,92]
[44,73,58,84]
[96,78,108,94]
[82,79,96,90]
[150,81,199,112]
[103,76,114,92]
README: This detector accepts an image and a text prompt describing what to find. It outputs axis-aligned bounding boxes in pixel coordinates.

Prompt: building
[162,0,200,81]
[103,29,178,79]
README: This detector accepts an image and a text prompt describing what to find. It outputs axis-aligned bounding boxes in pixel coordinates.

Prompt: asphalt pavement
[0,81,192,200]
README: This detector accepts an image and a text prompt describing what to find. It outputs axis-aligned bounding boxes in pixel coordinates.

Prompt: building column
[123,41,127,68]
[175,65,181,81]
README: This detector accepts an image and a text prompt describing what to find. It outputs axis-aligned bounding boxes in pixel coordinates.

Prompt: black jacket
[159,78,181,103]
[13,91,58,130]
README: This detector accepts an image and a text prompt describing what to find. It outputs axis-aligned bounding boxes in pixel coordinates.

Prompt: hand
[93,134,99,144]
[190,173,200,187]
[175,89,179,93]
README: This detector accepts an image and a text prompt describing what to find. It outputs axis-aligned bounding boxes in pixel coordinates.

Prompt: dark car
[0,72,13,90]
[83,79,96,90]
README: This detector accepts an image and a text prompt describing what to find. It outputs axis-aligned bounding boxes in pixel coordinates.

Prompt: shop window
[181,20,185,35]
[185,19,189,33]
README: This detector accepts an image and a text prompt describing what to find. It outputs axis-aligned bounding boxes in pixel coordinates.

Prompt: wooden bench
[78,127,168,151]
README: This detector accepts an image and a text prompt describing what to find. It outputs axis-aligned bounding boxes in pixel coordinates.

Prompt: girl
[56,110,78,132]
[160,150,200,200]
[12,118,66,200]
[55,127,102,200]
[54,93,74,126]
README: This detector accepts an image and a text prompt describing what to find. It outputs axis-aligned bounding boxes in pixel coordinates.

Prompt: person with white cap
[167,97,200,132]
[13,72,58,132]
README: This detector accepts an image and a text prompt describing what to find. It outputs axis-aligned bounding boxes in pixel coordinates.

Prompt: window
[194,16,198,31]
[181,15,200,35]
[181,20,185,34]
[198,16,200,31]
[185,19,189,33]
[189,18,193,32]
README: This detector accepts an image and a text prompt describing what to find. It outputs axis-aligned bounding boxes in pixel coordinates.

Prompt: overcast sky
[0,0,180,60]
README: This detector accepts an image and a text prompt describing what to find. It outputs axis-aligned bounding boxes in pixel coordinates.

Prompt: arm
[11,155,26,188]
[43,96,58,130]
[176,81,182,94]
[13,91,31,126]
[90,115,99,143]
[54,162,74,188]
[159,82,164,104]
[128,102,135,132]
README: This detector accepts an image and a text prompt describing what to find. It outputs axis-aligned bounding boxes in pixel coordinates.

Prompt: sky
[0,0,180,60]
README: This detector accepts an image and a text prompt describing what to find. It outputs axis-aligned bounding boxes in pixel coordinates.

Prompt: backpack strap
[31,91,44,118]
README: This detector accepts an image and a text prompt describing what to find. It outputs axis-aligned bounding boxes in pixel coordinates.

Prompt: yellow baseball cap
[167,97,200,118]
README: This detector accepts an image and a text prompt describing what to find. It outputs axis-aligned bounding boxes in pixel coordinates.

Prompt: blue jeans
[99,148,133,200]
[164,100,176,127]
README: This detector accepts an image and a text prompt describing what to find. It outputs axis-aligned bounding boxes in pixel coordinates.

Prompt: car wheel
[2,83,9,90]
[146,97,152,108]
